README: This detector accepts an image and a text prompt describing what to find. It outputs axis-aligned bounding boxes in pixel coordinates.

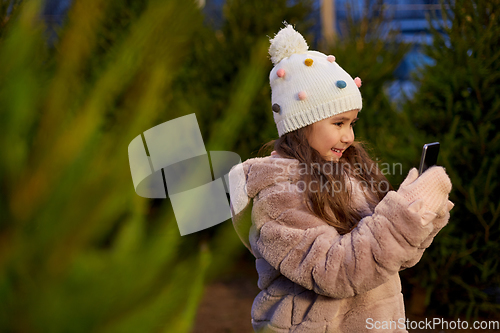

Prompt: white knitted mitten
[397,166,452,215]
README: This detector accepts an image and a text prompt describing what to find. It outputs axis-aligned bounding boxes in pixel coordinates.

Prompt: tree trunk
[320,0,336,48]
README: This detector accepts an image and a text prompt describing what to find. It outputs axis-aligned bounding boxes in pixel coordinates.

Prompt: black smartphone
[419,142,440,176]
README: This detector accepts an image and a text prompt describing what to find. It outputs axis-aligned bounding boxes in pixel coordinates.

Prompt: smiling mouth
[331,148,343,153]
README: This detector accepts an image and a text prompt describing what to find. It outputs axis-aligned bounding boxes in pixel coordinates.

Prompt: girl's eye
[333,122,343,127]
[351,121,357,127]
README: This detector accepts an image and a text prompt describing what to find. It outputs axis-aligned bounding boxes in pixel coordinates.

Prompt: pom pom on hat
[354,77,362,88]
[336,80,347,89]
[269,24,309,65]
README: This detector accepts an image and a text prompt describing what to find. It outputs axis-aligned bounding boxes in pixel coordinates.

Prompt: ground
[193,254,258,333]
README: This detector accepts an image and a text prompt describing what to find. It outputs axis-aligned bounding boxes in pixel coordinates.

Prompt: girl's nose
[341,127,354,144]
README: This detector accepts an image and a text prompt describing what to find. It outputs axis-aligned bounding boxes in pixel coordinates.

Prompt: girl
[228,24,453,333]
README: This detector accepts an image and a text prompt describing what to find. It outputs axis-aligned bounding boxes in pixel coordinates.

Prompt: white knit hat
[269,24,363,137]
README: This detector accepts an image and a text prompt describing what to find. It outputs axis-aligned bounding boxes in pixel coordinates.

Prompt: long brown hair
[258,125,393,235]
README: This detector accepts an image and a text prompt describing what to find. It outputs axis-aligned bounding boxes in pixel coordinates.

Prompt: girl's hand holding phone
[397,166,453,218]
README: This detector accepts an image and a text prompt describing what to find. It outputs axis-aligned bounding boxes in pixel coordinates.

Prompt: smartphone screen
[419,142,440,175]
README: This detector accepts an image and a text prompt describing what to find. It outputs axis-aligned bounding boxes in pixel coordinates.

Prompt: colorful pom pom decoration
[304,58,313,66]
[272,103,281,113]
[298,91,307,100]
[277,68,285,78]
[354,77,362,88]
[336,80,347,89]
[326,55,336,63]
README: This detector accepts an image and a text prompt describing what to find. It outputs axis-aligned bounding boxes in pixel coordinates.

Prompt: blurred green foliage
[0,0,314,332]
[400,0,500,319]
[0,0,220,331]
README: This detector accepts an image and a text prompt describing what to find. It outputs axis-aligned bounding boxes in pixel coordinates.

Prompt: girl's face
[306,109,359,162]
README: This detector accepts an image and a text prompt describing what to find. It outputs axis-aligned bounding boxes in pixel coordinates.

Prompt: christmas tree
[402,0,500,319]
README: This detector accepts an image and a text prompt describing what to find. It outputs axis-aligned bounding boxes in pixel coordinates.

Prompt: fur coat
[228,154,452,333]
